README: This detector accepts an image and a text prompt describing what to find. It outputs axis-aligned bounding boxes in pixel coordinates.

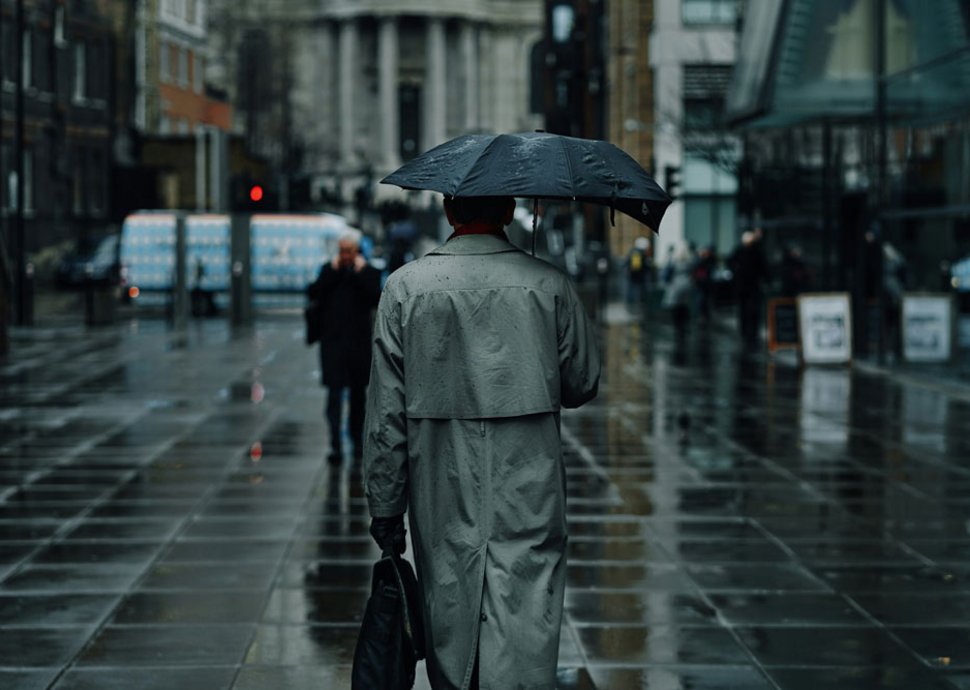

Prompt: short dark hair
[443,196,514,225]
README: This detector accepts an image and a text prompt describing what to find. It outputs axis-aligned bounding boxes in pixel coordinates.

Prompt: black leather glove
[369,515,406,556]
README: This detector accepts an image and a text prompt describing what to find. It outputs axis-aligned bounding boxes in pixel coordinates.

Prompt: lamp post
[874,0,888,363]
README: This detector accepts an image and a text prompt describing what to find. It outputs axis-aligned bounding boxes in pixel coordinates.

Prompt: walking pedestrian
[780,245,811,297]
[662,244,694,349]
[691,244,716,323]
[729,229,770,350]
[363,195,601,690]
[307,231,382,466]
[626,236,651,312]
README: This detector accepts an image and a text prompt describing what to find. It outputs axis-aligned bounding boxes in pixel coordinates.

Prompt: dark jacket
[307,263,382,388]
[730,243,770,297]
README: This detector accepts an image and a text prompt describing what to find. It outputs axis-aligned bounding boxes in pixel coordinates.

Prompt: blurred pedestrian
[780,245,811,297]
[364,195,600,690]
[662,244,694,348]
[866,230,907,356]
[626,236,651,312]
[307,231,382,466]
[729,229,770,349]
[691,244,716,323]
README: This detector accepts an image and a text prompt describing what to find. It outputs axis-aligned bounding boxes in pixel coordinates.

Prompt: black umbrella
[381,131,672,234]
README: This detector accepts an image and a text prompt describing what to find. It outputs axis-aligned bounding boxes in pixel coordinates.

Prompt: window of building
[683,0,737,25]
[160,114,172,134]
[90,148,105,215]
[2,146,13,212]
[32,30,51,93]
[73,42,86,102]
[21,29,32,89]
[187,0,196,24]
[193,53,203,93]
[23,148,33,215]
[1,23,15,84]
[179,46,190,87]
[683,65,733,131]
[71,147,85,215]
[54,6,67,48]
[159,39,169,82]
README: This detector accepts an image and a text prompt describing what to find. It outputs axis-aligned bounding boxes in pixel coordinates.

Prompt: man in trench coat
[363,196,601,690]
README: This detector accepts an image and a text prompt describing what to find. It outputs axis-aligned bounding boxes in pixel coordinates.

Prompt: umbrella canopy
[381,132,672,233]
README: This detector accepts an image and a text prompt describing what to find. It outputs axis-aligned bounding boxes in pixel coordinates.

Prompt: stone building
[206,0,544,207]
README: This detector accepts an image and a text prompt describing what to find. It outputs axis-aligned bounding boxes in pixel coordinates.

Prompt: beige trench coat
[363,233,600,690]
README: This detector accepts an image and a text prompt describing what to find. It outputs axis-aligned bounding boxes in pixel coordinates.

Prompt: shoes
[327,452,342,467]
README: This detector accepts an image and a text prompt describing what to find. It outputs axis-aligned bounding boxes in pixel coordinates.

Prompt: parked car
[54,234,122,289]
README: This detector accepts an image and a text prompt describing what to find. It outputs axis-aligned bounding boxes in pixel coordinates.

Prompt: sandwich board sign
[797,293,852,365]
[901,293,954,362]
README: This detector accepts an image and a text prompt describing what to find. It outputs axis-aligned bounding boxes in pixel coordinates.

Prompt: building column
[460,21,479,132]
[425,17,446,149]
[477,24,494,132]
[338,18,358,168]
[378,16,400,169]
[316,21,336,168]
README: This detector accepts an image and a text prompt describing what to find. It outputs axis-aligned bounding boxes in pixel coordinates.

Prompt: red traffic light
[249,185,264,203]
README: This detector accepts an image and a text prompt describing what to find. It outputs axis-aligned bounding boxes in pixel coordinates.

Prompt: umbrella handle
[610,185,617,227]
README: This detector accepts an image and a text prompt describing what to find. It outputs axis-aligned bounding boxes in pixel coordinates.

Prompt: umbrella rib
[557,135,576,198]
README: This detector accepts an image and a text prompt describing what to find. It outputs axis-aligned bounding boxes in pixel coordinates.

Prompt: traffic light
[664,164,681,199]
[231,175,276,212]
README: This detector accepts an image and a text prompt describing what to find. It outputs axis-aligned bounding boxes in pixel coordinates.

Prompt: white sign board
[902,294,953,362]
[798,293,852,364]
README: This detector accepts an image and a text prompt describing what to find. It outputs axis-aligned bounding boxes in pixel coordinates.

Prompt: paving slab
[1,306,970,689]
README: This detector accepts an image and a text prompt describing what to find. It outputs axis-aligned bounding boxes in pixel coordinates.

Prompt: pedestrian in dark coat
[307,231,382,465]
[729,229,770,349]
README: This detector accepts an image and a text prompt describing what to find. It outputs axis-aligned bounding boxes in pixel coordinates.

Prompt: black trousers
[738,292,762,347]
[325,385,366,457]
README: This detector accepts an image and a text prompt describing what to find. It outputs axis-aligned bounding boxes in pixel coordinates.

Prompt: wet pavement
[2,305,970,689]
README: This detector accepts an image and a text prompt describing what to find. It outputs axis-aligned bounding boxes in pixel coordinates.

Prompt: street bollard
[230,214,252,327]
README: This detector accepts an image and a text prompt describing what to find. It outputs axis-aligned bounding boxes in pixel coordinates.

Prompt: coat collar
[428,233,521,256]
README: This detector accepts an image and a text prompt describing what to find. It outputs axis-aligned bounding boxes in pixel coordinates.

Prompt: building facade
[607,0,655,258]
[206,0,543,209]
[0,0,113,254]
[650,0,739,259]
[135,0,229,135]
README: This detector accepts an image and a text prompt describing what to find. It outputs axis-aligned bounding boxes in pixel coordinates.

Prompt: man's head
[337,231,361,268]
[443,196,516,229]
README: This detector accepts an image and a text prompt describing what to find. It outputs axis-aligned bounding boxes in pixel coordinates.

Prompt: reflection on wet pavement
[2,312,970,688]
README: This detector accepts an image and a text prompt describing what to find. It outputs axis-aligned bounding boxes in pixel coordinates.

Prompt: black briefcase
[351,553,426,690]
[304,300,322,345]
